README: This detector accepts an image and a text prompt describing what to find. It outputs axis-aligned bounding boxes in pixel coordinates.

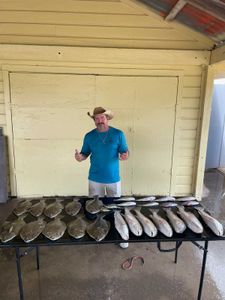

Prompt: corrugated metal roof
[140,0,225,48]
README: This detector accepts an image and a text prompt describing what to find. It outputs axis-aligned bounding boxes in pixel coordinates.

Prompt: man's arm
[75,133,91,162]
[74,149,87,162]
[119,151,129,160]
[119,131,129,161]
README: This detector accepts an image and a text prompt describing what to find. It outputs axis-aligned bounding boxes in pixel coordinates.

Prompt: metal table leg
[197,241,208,300]
[15,247,24,300]
[36,246,40,270]
[174,241,179,264]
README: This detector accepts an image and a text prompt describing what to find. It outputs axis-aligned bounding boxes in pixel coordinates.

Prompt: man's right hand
[75,149,85,162]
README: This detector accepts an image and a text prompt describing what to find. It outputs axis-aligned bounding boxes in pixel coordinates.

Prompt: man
[75,106,129,197]
[75,106,129,248]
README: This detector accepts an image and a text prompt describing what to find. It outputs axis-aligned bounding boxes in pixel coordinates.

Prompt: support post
[197,241,208,300]
[174,241,179,264]
[36,246,40,270]
[15,247,24,300]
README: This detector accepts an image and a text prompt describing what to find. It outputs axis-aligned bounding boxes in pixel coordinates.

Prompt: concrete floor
[1,170,225,300]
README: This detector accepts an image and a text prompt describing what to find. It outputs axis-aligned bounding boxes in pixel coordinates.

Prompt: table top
[1,196,225,248]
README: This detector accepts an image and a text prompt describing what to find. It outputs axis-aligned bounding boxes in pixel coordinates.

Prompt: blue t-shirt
[81,126,128,183]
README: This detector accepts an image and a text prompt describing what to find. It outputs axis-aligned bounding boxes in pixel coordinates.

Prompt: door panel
[10,73,178,196]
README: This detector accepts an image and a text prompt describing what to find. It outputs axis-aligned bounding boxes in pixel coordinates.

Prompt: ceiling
[140,0,225,48]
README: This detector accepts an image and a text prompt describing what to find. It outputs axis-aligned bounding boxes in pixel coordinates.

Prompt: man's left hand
[119,151,129,160]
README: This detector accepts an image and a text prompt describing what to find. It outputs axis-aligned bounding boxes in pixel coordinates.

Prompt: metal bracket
[19,247,35,258]
[191,241,208,252]
[157,241,183,252]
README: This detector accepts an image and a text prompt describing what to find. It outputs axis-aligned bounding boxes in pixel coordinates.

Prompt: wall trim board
[194,66,214,199]
[210,45,225,65]
[2,70,17,195]
[170,75,184,195]
[2,64,184,77]
[192,67,208,199]
[0,44,210,66]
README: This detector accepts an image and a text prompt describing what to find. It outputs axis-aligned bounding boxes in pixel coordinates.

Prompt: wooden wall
[0,45,210,197]
[0,71,5,132]
[0,0,213,50]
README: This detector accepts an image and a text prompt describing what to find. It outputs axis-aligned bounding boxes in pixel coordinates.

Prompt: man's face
[94,114,109,127]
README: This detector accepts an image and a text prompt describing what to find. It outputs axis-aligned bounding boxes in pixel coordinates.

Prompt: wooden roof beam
[211,44,225,64]
[165,0,187,21]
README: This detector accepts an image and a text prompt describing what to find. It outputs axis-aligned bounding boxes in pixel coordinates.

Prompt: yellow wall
[0,45,210,197]
[0,72,5,132]
[0,0,213,50]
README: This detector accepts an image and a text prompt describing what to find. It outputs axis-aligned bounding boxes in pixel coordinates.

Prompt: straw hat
[87,107,114,120]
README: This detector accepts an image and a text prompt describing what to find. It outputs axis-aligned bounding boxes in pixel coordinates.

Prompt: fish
[195,207,224,236]
[13,200,32,216]
[156,196,176,202]
[114,197,136,202]
[0,221,12,237]
[85,195,103,214]
[133,208,157,237]
[160,202,178,208]
[42,217,66,241]
[135,196,156,202]
[1,216,26,243]
[123,207,143,236]
[29,199,46,217]
[149,209,173,237]
[177,206,203,234]
[100,207,111,212]
[86,215,110,242]
[117,202,136,207]
[114,211,129,240]
[163,208,186,234]
[182,200,200,207]
[176,196,196,202]
[137,202,159,207]
[44,199,63,218]
[67,215,87,239]
[104,204,119,209]
[20,217,46,243]
[65,198,82,216]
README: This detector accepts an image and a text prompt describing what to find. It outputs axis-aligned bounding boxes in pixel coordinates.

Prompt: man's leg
[105,181,121,198]
[88,180,105,197]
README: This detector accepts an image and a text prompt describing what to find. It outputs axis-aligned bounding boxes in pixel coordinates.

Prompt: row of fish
[0,213,110,243]
[113,196,197,202]
[3,196,224,244]
[13,196,199,219]
[109,196,199,210]
[0,204,223,244]
[13,198,82,218]
[114,206,224,240]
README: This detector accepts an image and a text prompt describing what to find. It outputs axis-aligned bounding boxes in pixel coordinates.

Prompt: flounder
[44,199,63,218]
[86,215,110,241]
[85,196,103,214]
[42,216,66,241]
[65,198,82,216]
[20,217,46,243]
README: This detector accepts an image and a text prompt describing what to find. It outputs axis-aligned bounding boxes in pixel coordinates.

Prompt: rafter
[165,0,187,21]
[211,44,225,64]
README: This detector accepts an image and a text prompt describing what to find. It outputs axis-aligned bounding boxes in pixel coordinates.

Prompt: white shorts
[88,180,121,198]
